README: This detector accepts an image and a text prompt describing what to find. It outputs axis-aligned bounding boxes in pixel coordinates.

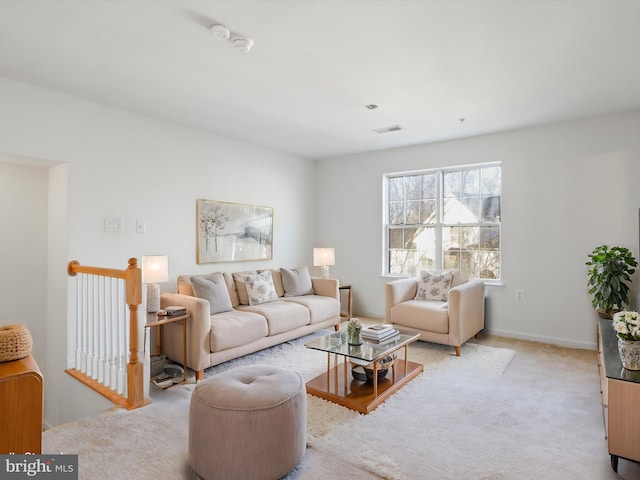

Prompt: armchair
[385,271,485,356]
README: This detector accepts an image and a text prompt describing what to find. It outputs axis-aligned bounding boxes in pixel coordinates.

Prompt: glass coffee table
[304,329,423,414]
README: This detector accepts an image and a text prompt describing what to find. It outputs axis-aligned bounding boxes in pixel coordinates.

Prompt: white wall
[2,69,639,425]
[316,111,640,350]
[0,161,49,367]
[0,75,317,426]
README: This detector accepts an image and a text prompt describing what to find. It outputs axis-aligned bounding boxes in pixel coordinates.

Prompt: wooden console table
[0,354,43,453]
[597,319,640,471]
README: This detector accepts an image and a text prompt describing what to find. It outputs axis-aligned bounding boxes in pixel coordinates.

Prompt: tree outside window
[385,164,501,280]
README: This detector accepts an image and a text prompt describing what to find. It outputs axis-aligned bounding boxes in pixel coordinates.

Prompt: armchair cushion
[191,273,234,314]
[415,270,453,301]
[390,299,449,334]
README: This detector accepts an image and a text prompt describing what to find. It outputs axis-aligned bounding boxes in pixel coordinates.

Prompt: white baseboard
[486,328,596,351]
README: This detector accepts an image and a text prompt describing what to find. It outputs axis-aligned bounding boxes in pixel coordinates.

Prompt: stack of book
[361,324,399,343]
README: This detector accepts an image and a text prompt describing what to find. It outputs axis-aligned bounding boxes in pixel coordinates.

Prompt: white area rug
[43,331,516,480]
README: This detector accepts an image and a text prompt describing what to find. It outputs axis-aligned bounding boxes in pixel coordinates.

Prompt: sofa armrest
[385,278,418,322]
[160,292,211,373]
[311,277,339,301]
[447,280,485,345]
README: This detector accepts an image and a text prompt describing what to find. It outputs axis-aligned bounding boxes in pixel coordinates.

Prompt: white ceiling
[0,1,639,160]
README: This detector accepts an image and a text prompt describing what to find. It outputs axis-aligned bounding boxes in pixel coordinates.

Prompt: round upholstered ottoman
[189,365,307,480]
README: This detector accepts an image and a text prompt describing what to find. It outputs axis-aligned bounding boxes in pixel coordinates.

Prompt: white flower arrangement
[612,310,640,341]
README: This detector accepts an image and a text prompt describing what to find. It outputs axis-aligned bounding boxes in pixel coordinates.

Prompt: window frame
[382,162,501,281]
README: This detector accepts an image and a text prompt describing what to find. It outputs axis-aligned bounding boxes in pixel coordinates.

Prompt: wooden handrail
[67,258,145,409]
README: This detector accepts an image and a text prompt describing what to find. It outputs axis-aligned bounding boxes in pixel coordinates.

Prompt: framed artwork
[197,199,273,264]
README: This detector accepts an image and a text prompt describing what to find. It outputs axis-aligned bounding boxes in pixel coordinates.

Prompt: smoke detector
[231,36,254,53]
[210,24,230,40]
[210,23,254,53]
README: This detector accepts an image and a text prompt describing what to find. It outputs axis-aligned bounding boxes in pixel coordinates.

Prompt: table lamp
[313,248,335,279]
[142,255,169,313]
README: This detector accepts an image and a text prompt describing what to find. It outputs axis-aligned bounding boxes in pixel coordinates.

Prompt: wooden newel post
[126,258,144,408]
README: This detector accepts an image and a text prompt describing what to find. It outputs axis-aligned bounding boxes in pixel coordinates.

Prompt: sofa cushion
[209,310,268,352]
[415,270,453,302]
[237,301,310,335]
[178,273,240,306]
[223,272,240,307]
[258,269,285,297]
[390,300,449,334]
[280,266,314,297]
[244,271,278,306]
[191,274,234,314]
[281,295,340,324]
[232,270,258,305]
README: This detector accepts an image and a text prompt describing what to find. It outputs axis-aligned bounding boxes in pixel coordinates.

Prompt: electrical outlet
[515,290,524,301]
[104,217,114,232]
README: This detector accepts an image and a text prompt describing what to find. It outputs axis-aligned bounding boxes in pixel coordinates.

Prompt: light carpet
[43,331,517,479]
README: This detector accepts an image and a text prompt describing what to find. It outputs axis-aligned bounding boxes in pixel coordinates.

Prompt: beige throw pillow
[415,270,453,302]
[280,266,314,297]
[191,273,234,314]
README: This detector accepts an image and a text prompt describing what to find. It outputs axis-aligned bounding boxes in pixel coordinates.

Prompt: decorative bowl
[351,355,395,382]
[351,365,367,382]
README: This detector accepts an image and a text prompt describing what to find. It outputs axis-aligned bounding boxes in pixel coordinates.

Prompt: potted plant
[347,318,362,345]
[586,245,638,318]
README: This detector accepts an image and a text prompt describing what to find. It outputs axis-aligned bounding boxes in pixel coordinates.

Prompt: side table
[146,312,190,384]
[339,284,352,319]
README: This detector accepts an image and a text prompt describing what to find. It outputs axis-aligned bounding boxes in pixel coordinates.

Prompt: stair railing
[66,258,145,409]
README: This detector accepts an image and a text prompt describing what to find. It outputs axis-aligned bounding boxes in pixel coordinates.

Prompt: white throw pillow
[190,273,234,314]
[415,270,453,302]
[232,270,256,305]
[244,271,278,305]
[280,266,315,296]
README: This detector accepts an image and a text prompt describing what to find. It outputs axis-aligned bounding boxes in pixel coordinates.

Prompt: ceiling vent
[372,125,403,134]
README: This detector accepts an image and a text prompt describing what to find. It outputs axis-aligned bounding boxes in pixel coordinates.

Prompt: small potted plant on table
[347,318,362,346]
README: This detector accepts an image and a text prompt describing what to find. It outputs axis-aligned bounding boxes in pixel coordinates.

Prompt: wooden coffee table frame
[305,335,423,414]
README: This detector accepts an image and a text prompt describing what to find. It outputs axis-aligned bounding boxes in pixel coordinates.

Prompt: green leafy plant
[347,318,362,343]
[586,245,638,317]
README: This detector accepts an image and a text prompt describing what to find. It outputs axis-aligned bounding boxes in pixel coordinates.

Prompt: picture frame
[196,199,273,264]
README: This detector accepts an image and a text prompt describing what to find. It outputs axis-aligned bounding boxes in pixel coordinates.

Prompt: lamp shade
[141,255,169,284]
[313,248,335,267]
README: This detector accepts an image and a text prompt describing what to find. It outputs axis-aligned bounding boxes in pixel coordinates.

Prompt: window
[384,163,501,280]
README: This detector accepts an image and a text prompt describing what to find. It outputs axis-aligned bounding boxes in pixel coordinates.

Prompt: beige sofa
[160,268,340,380]
[385,270,485,356]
